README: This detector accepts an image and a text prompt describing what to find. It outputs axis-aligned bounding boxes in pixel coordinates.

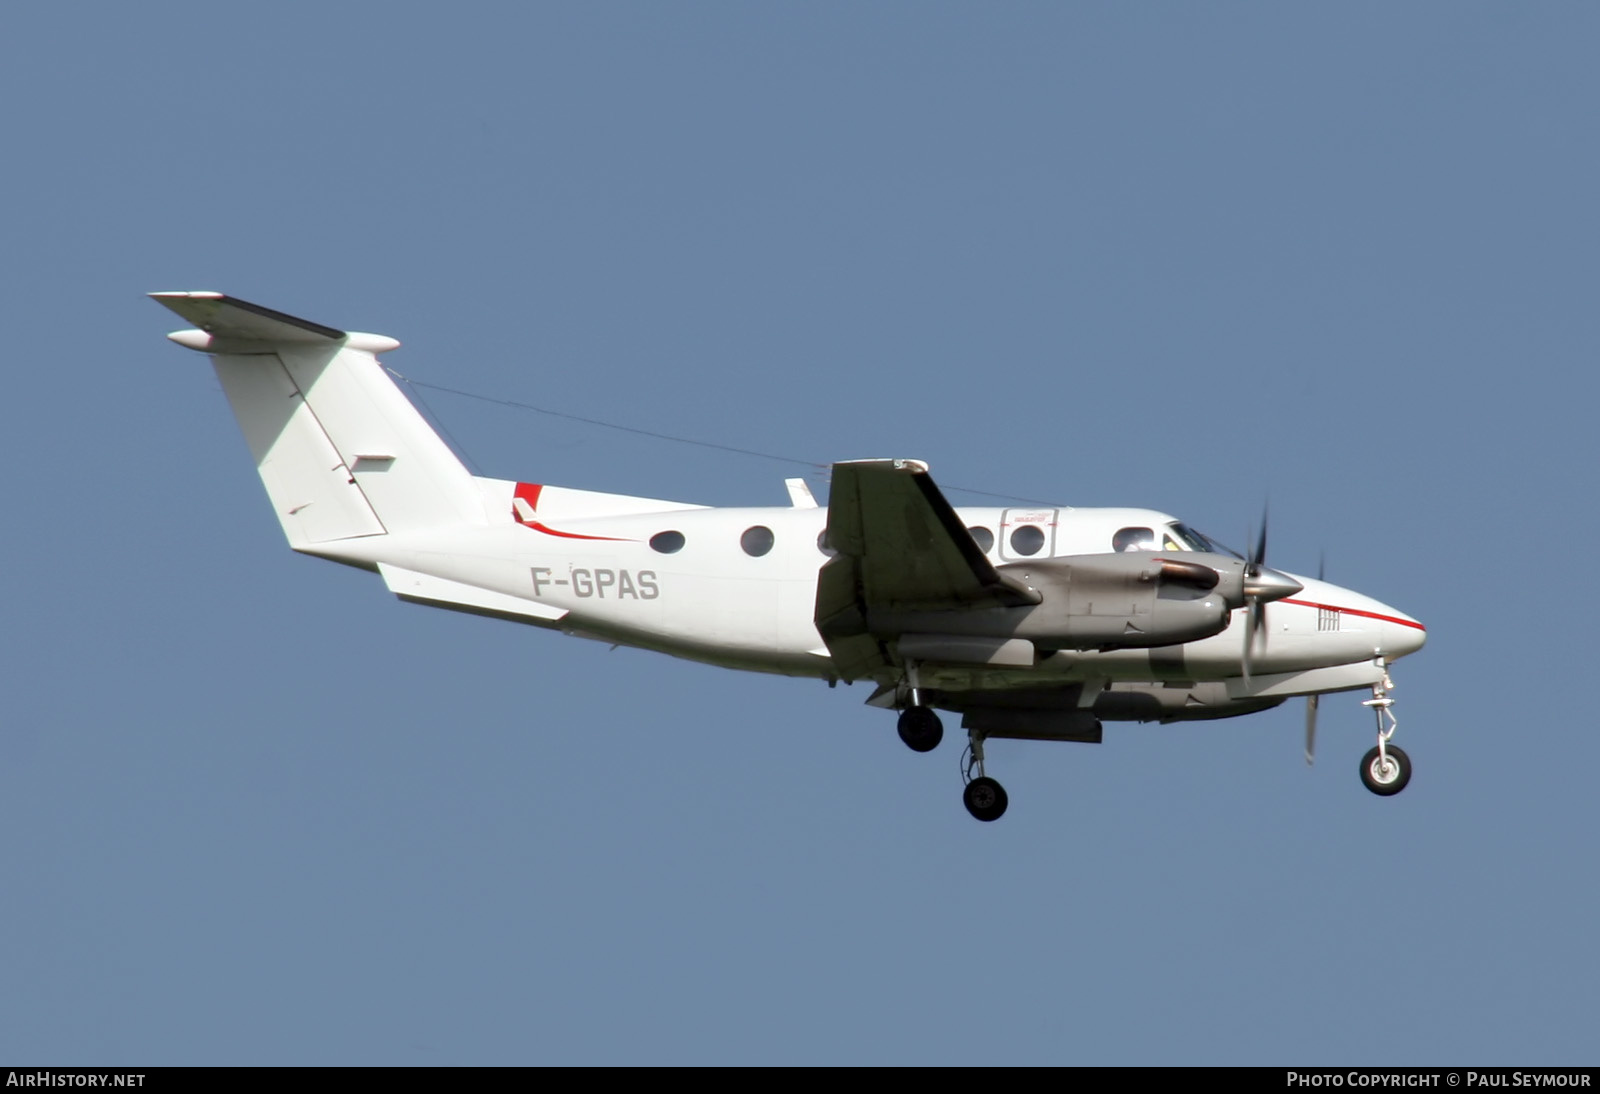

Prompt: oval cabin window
[1009,525,1046,557]
[741,525,775,557]
[1112,526,1156,552]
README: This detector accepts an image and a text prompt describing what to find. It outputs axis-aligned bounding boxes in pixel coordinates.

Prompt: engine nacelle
[1001,552,1239,649]
[865,552,1249,652]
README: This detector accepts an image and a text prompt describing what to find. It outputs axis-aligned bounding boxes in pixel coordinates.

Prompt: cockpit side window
[1165,524,1203,551]
[1113,526,1156,552]
[1167,522,1243,559]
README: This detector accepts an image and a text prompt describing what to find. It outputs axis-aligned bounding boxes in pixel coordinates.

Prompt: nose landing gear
[1359,669,1411,796]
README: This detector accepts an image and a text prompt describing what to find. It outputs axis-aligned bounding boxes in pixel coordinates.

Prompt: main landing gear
[897,706,943,752]
[1359,669,1411,796]
[961,732,1008,822]
[895,661,1007,821]
[894,704,1008,821]
[896,663,945,752]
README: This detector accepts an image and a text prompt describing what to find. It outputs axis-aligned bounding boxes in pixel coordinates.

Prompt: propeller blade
[1242,600,1266,684]
[1317,550,1326,583]
[1242,617,1252,686]
[1240,503,1287,689]
[1305,694,1319,766]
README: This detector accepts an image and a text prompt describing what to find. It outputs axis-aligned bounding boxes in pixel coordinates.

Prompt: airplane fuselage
[308,477,1425,715]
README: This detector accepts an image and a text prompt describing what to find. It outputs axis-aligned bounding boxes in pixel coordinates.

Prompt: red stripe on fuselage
[523,521,632,542]
[511,481,634,542]
[1281,598,1426,631]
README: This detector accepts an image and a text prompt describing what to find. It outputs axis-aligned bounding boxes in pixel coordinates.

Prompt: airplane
[150,291,1427,822]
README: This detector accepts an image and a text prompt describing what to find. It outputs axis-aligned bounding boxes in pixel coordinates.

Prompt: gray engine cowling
[1000,552,1242,650]
[867,552,1248,652]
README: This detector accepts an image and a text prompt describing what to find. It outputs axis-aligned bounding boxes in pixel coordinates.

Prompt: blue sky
[3,4,1596,1065]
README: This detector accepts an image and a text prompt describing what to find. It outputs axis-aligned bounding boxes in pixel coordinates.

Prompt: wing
[814,460,1038,680]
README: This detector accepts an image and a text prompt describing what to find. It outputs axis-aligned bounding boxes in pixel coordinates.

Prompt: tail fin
[152,292,484,549]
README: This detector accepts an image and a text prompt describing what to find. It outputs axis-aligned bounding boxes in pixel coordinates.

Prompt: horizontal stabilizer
[378,564,568,626]
[150,291,344,343]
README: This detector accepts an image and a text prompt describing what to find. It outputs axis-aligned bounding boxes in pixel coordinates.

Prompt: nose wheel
[1360,743,1411,795]
[961,732,1008,822]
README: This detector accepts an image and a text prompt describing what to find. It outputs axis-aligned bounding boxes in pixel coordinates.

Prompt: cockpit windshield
[1165,522,1244,559]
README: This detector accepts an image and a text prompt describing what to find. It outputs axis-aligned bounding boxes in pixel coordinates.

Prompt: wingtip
[149,290,225,299]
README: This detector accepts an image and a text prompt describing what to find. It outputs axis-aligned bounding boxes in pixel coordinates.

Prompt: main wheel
[963,776,1009,822]
[1360,744,1411,796]
[897,706,943,753]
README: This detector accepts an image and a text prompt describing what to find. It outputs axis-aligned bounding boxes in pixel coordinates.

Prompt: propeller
[1304,552,1325,765]
[1239,505,1303,685]
[1243,514,1268,681]
[1299,550,1337,764]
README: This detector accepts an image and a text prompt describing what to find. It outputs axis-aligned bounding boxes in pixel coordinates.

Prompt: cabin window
[650,531,686,554]
[1009,525,1046,556]
[741,525,775,557]
[967,526,995,553]
[1113,526,1156,552]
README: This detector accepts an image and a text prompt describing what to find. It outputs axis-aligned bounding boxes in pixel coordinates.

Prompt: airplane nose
[1378,606,1427,659]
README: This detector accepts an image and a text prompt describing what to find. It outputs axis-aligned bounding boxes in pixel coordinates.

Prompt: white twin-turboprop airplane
[152,292,1426,821]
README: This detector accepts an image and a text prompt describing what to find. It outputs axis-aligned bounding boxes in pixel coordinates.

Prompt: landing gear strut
[1359,668,1411,796]
[961,731,1008,822]
[895,661,944,753]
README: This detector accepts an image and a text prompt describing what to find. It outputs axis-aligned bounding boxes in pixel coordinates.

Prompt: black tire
[896,706,943,753]
[1360,744,1411,796]
[962,776,1009,822]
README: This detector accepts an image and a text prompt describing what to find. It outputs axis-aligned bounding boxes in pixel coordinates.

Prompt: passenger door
[998,508,1059,561]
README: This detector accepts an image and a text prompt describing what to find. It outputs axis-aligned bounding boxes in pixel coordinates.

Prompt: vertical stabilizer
[152,292,485,550]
